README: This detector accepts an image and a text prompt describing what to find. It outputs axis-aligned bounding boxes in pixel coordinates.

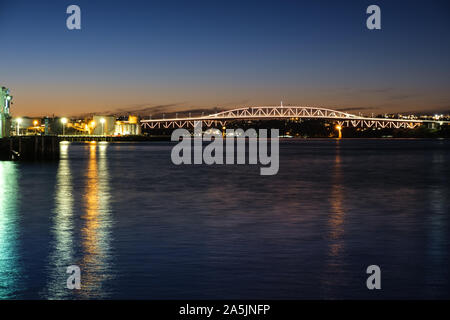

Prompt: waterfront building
[92,115,115,135]
[13,117,33,135]
[114,115,141,136]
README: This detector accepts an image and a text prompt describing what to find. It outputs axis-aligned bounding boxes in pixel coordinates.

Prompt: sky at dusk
[1,0,450,117]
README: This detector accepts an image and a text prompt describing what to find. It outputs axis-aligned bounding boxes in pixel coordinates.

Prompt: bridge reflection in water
[426,149,448,297]
[0,162,21,299]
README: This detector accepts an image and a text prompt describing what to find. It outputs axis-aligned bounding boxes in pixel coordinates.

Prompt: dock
[0,136,59,161]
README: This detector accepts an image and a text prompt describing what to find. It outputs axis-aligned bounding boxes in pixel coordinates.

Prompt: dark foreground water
[0,139,449,299]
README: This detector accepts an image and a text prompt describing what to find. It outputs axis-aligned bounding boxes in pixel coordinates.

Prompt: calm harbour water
[0,139,449,299]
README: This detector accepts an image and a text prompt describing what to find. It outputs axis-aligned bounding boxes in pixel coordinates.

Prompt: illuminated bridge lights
[140,106,450,130]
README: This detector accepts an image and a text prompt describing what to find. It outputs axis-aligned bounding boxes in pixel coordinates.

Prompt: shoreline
[60,136,450,143]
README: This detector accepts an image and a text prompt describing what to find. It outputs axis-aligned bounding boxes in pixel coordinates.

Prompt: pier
[58,135,170,142]
[0,135,173,161]
[0,136,59,161]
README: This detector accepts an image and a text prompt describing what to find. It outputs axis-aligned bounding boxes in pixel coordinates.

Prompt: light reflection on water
[79,143,113,298]
[45,142,75,299]
[0,162,21,299]
[1,139,449,299]
[321,142,347,297]
[42,142,113,299]
[425,150,448,297]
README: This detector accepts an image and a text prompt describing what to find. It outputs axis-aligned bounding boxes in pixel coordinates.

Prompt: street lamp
[61,118,68,135]
[33,120,39,134]
[336,125,342,139]
[100,118,106,136]
[16,118,22,136]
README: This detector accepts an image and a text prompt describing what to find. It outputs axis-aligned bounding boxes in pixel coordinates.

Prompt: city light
[61,118,68,135]
[336,125,342,139]
[16,118,22,136]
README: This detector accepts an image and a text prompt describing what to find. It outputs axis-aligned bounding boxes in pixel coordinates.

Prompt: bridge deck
[140,106,449,129]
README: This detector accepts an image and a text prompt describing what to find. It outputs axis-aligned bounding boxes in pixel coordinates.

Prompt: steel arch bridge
[140,106,448,129]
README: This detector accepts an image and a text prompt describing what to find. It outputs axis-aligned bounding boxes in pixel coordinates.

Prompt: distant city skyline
[1,0,450,117]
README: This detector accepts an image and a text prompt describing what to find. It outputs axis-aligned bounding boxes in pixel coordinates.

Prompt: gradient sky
[1,0,450,117]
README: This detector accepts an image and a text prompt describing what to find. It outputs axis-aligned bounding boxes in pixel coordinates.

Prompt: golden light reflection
[0,162,20,299]
[335,125,342,139]
[80,143,113,298]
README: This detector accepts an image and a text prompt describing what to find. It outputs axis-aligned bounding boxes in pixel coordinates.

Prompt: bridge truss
[140,106,446,129]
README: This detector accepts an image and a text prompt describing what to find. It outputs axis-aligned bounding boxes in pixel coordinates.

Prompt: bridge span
[140,106,449,130]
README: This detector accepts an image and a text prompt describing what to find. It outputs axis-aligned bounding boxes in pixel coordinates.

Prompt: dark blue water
[1,139,449,299]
